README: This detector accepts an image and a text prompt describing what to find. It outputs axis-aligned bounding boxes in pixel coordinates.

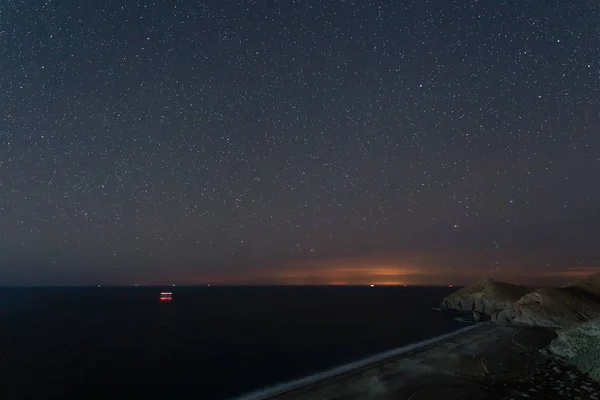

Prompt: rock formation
[549,317,600,381]
[440,277,532,320]
[442,271,600,381]
[497,287,600,328]
[444,272,600,327]
[568,272,600,299]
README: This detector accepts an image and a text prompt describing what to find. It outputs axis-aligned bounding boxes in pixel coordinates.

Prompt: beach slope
[258,323,600,400]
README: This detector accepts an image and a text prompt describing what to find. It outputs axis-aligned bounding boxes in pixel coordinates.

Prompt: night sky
[1,0,599,286]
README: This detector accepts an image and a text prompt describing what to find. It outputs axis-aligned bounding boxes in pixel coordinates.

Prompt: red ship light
[160,292,173,301]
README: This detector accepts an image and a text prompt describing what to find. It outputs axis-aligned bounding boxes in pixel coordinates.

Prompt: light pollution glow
[183,254,600,287]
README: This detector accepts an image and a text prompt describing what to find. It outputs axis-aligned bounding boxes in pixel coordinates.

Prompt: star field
[1,0,599,285]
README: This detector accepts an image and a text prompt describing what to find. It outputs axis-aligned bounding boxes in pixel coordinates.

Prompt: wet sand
[261,323,600,400]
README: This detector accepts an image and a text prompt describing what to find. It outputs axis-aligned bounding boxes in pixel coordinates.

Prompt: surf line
[232,323,482,400]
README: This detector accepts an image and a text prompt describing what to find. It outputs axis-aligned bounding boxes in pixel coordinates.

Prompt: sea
[0,286,469,399]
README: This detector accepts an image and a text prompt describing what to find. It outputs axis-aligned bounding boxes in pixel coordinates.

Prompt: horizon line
[0,283,458,288]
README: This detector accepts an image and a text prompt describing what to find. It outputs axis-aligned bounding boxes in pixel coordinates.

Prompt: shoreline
[235,322,600,400]
[233,323,482,400]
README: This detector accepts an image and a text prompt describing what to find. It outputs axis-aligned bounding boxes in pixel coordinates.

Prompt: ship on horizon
[160,292,172,301]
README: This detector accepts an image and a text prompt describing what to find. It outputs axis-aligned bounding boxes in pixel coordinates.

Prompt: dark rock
[550,317,600,382]
[503,287,600,328]
[473,309,486,322]
[441,277,532,317]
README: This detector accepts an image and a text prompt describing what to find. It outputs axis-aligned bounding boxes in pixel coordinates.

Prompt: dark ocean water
[0,286,468,399]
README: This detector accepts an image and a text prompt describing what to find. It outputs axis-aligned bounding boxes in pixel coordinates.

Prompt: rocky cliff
[492,272,600,328]
[494,287,600,328]
[440,277,533,321]
[568,272,600,299]
[442,271,600,381]
[549,317,600,381]
[443,272,600,326]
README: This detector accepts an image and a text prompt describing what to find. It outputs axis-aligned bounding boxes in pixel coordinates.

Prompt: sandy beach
[249,323,600,400]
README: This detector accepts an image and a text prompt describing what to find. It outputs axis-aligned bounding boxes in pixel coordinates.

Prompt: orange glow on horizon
[271,257,428,286]
[181,254,600,287]
[271,257,600,286]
